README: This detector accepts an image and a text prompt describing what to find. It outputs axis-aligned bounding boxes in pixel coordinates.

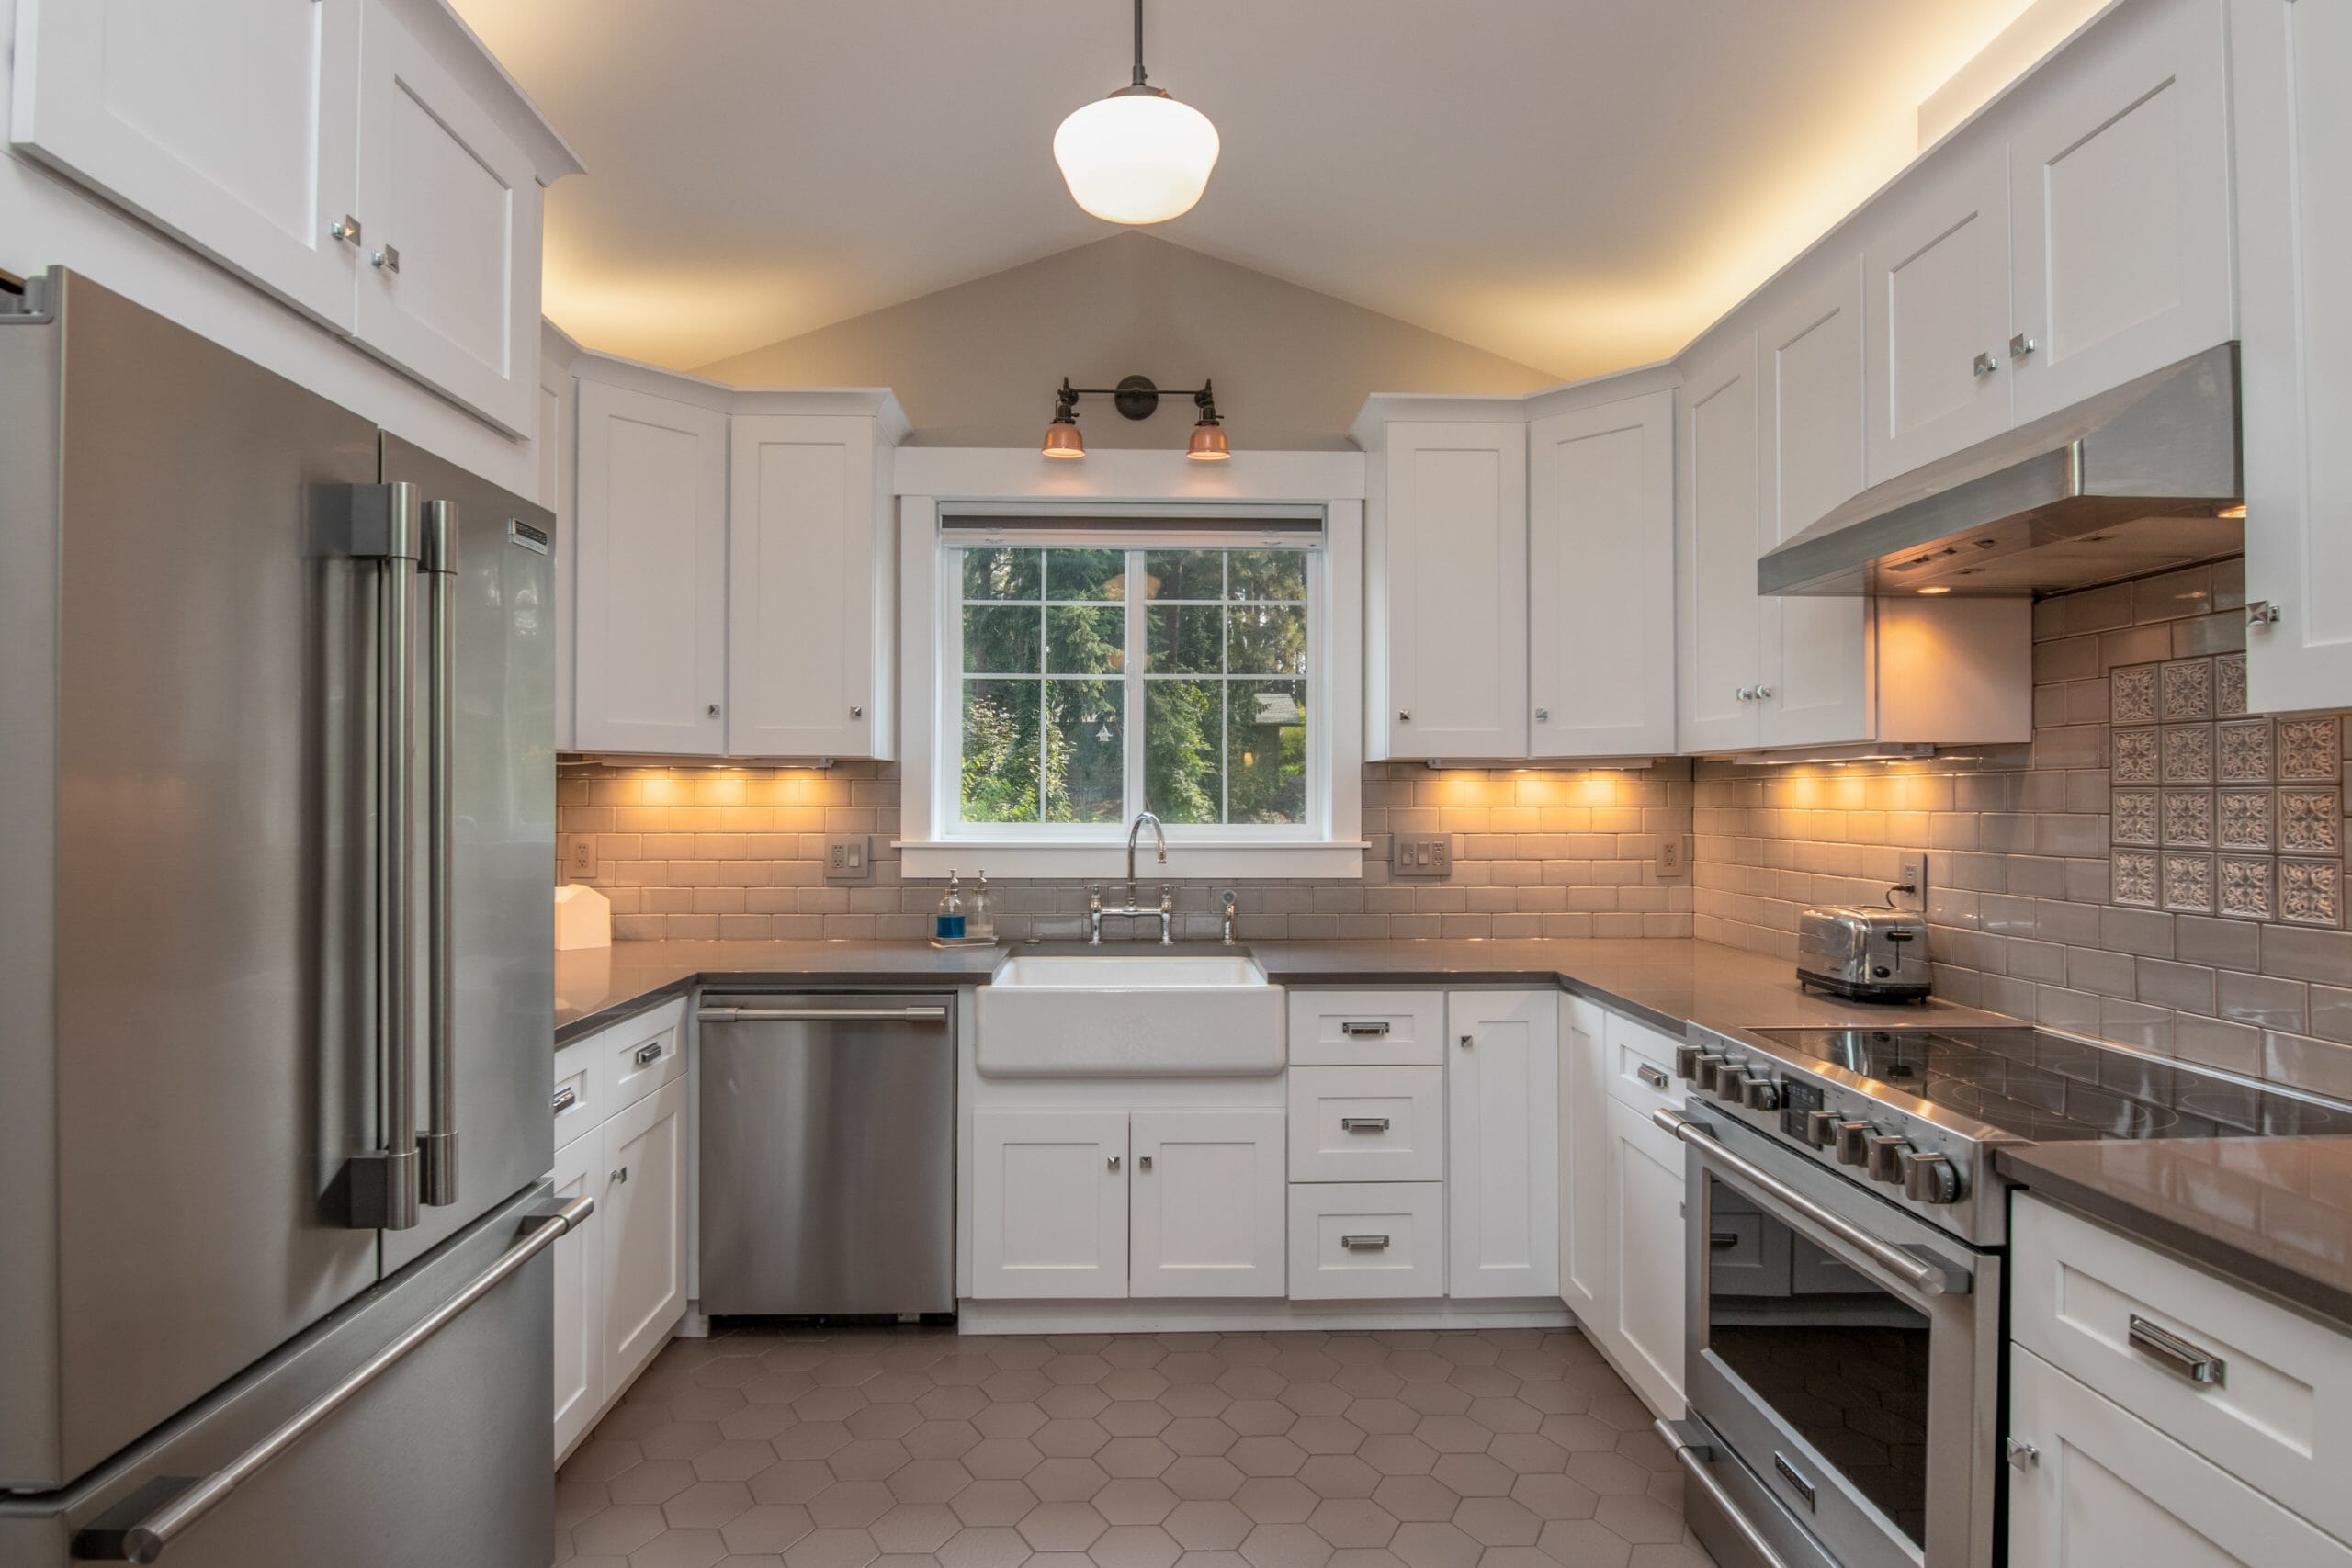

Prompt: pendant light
[1053,0,1220,226]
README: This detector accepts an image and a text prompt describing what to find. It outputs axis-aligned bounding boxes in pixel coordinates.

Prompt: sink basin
[975,951,1286,1077]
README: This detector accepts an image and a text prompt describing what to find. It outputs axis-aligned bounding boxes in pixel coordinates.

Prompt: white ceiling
[455,0,2055,380]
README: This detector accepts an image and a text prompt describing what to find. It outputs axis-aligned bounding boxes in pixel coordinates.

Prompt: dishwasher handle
[697,1006,950,1023]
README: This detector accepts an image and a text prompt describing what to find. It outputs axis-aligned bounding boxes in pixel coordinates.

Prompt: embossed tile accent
[2216,719,2276,784]
[2112,850,2160,908]
[2162,725,2215,785]
[2217,789,2274,852]
[2161,658,2213,720]
[2279,788,2344,856]
[2219,855,2276,921]
[2280,718,2344,783]
[2216,652,2249,717]
[2163,852,2215,914]
[2111,789,2159,848]
[2279,859,2345,928]
[2112,728,2160,784]
[2110,665,2160,726]
[2160,789,2213,849]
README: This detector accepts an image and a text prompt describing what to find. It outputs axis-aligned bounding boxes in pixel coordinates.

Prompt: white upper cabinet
[1677,333,1766,754]
[1863,143,2013,484]
[1363,417,1529,761]
[8,0,362,325]
[1446,990,1560,1300]
[2234,0,2352,714]
[1528,389,1676,758]
[727,412,899,760]
[352,0,543,434]
[573,379,729,755]
[2007,0,2233,425]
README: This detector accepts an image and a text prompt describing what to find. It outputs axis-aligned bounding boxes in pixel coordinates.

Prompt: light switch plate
[1390,835,1452,879]
[825,834,873,883]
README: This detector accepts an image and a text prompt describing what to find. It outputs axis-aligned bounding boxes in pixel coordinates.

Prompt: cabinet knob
[1107,1155,1121,1170]
[2005,1438,2040,1471]
[707,703,721,717]
[371,244,401,274]
[2247,600,2280,628]
[609,1166,628,1184]
[1459,1033,1475,1050]
[330,215,364,245]
[1973,351,1998,377]
[1397,710,1411,722]
[1534,707,1550,722]
[1755,685,1772,700]
[2009,333,2037,359]
[1139,1156,1153,1171]
[850,705,865,719]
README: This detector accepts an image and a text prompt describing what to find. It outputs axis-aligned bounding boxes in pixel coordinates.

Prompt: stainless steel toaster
[1795,905,1931,1001]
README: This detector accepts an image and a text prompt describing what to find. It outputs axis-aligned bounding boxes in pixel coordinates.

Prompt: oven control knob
[1866,1134,1910,1184]
[1835,1120,1873,1166]
[1674,1043,1702,1081]
[1713,1068,1751,1105]
[1693,1053,1729,1092]
[1804,1111,1839,1150]
[1902,1149,1964,1205]
[1740,1076,1781,1112]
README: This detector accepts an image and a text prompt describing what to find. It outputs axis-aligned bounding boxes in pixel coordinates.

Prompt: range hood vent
[1758,343,2242,598]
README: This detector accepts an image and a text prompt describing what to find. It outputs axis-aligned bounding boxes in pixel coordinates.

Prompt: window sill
[896,841,1368,881]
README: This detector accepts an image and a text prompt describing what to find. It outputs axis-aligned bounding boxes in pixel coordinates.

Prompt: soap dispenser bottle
[935,871,966,941]
[968,871,996,942]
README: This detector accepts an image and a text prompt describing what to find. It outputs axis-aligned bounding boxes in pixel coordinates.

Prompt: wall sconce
[1041,374,1228,461]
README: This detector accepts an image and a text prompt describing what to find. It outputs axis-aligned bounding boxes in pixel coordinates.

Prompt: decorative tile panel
[2162,658,2214,720]
[2111,788,2160,848]
[2280,717,2343,783]
[2217,788,2274,852]
[2161,788,2213,849]
[2161,724,2215,785]
[2216,719,2275,783]
[2279,788,2344,856]
[2215,652,2249,717]
[2279,859,2345,928]
[2163,853,2215,914]
[2112,849,2160,908]
[2113,728,2160,784]
[2111,665,2160,726]
[2219,855,2275,920]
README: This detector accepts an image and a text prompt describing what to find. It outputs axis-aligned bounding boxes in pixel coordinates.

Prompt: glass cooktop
[1749,1026,2352,1142]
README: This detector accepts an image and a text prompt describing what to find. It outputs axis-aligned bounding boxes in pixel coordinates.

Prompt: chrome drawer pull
[634,1041,664,1066]
[2128,1314,2225,1386]
[1710,1230,1740,1249]
[1637,1064,1671,1090]
[551,1086,578,1115]
[1340,1117,1391,1133]
[1340,1021,1391,1038]
[1340,1235,1391,1250]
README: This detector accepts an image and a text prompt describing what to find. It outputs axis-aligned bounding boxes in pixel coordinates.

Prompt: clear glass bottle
[968,870,996,941]
[935,870,966,941]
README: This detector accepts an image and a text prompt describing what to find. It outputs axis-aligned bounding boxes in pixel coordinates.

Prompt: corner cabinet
[8,0,578,434]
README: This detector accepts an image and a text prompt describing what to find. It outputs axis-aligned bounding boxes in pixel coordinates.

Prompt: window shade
[941,502,1324,549]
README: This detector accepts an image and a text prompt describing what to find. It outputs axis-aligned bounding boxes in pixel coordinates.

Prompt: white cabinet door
[971,1111,1129,1300]
[1446,991,1560,1299]
[1529,391,1675,758]
[1375,422,1529,760]
[574,382,729,754]
[2234,0,2352,715]
[1863,145,2012,483]
[8,0,363,326]
[540,367,577,752]
[1130,1110,1286,1299]
[1604,1094,1685,1416]
[548,1132,605,1464]
[728,415,890,759]
[1758,260,1872,750]
[2008,1348,2352,1568]
[1558,998,1611,1324]
[600,1076,687,1393]
[1677,333,1765,753]
[2006,0,2233,426]
[351,0,540,434]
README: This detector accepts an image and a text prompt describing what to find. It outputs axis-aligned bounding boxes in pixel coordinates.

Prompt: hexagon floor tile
[552,1328,1708,1568]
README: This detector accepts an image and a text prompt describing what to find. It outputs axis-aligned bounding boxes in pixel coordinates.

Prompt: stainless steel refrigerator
[0,269,576,1566]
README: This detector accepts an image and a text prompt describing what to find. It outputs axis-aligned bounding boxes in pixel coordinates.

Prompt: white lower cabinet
[1288,1066,1444,1183]
[600,1076,689,1393]
[971,1111,1129,1300]
[1604,1094,1688,1416]
[1557,998,1611,1323]
[1130,1110,1286,1299]
[1289,1183,1445,1301]
[548,1130,604,1462]
[1447,990,1560,1299]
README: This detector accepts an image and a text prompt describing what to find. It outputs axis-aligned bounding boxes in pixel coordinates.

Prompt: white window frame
[896,450,1365,880]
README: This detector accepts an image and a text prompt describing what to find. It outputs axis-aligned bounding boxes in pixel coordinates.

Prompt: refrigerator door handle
[70,1196,594,1563]
[417,500,458,1208]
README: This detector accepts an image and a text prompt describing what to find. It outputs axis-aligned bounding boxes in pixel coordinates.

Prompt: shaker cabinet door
[1676,333,1765,753]
[1446,991,1560,1299]
[971,1111,1130,1300]
[1605,1094,1686,1416]
[1129,1110,1286,1299]
[8,0,363,326]
[549,1133,605,1464]
[1862,145,2012,484]
[1557,998,1611,1324]
[600,1077,689,1394]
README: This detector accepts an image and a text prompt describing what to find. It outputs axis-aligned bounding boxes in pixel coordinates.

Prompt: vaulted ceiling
[456,0,2061,379]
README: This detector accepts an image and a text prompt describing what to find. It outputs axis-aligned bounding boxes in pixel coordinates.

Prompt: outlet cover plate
[563,834,595,879]
[1896,851,1928,911]
[1391,835,1452,879]
[826,834,873,883]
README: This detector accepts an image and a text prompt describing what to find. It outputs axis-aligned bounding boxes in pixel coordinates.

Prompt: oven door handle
[1653,1108,1969,1298]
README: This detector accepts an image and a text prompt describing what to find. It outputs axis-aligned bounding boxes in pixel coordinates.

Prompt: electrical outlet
[825,834,873,883]
[1390,835,1452,879]
[1656,834,1690,878]
[563,835,595,879]
[1895,851,1928,911]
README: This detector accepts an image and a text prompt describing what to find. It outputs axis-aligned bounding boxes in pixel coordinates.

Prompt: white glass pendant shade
[1053,89,1220,225]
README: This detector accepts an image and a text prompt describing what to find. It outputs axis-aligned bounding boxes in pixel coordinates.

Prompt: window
[951,542,1316,834]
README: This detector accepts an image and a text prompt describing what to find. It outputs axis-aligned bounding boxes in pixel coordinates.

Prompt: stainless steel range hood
[1758,343,2242,597]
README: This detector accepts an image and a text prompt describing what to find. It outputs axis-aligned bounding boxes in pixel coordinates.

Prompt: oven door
[1659,1109,2000,1568]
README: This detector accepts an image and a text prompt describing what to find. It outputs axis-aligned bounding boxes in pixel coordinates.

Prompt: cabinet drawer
[1287,1183,1444,1301]
[551,1035,601,1156]
[2012,1193,2352,1544]
[605,998,688,1110]
[1288,1066,1443,1182]
[1287,990,1445,1065]
[1602,1010,1687,1114]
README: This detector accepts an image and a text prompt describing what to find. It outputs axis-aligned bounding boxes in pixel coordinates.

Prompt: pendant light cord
[1132,0,1148,87]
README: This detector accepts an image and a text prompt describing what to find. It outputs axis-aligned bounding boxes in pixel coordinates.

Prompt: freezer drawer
[698,994,956,1316]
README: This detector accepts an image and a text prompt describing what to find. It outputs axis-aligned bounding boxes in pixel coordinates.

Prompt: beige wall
[694,232,1556,449]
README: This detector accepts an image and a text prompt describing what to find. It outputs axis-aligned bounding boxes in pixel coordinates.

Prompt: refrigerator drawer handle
[72,1196,594,1564]
[696,1007,950,1023]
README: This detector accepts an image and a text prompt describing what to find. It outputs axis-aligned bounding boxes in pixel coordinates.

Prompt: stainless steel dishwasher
[696,994,956,1317]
